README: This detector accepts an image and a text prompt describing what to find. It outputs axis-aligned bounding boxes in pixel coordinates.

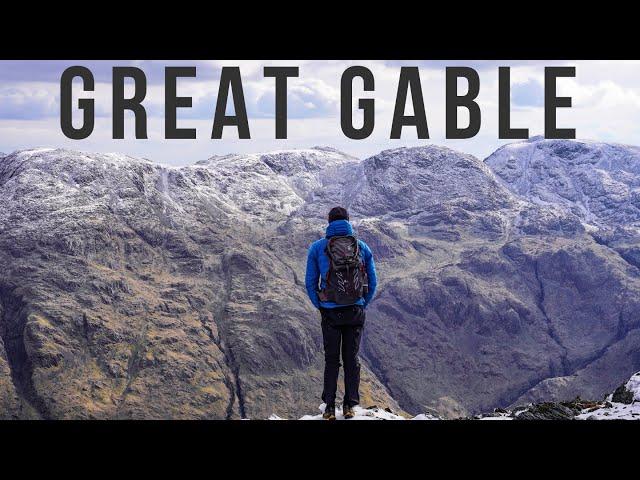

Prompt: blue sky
[1,60,639,165]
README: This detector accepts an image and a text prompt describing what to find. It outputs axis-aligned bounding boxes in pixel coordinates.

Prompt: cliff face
[1,140,640,419]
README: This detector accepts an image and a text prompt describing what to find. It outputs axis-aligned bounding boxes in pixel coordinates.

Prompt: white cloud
[1,60,640,164]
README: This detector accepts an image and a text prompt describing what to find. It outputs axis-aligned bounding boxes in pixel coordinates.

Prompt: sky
[1,60,639,166]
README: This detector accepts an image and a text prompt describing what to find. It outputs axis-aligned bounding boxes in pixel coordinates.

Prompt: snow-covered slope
[485,136,640,229]
[352,145,517,216]
[576,372,640,419]
[190,147,359,221]
[269,403,439,420]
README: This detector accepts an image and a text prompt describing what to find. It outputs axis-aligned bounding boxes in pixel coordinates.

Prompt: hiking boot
[323,404,336,420]
[343,404,355,419]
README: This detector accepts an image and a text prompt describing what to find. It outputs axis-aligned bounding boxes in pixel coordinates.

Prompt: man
[305,206,377,420]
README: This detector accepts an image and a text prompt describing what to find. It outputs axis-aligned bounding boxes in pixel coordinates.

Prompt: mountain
[486,137,640,269]
[484,137,640,406]
[486,136,640,229]
[0,147,397,419]
[1,140,640,419]
[329,144,640,416]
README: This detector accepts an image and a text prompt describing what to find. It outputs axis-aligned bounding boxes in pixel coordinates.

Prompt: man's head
[328,206,349,223]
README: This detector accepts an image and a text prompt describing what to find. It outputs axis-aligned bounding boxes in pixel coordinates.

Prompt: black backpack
[319,235,368,305]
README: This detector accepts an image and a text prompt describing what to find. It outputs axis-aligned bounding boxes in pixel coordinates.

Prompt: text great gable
[60,65,576,141]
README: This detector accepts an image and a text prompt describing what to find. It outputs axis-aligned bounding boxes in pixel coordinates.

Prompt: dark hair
[328,206,349,223]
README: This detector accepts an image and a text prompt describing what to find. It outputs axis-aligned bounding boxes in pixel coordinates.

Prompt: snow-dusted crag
[190,147,359,222]
[486,136,640,229]
[1,140,640,419]
[487,138,640,274]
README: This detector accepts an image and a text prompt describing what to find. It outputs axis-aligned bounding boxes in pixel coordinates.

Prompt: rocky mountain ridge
[486,136,640,229]
[1,139,640,419]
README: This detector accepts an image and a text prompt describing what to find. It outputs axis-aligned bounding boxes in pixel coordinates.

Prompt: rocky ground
[274,371,640,420]
[270,404,439,420]
[1,138,640,419]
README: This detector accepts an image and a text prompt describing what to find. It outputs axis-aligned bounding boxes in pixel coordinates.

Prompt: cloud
[253,78,339,118]
[0,60,222,84]
[0,85,58,119]
[0,61,110,83]
[383,60,571,70]
[511,78,545,107]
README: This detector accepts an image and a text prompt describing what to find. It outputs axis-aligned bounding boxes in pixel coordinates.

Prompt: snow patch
[269,404,439,420]
[576,402,640,420]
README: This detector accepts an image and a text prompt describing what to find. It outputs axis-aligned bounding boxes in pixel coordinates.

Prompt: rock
[515,402,580,420]
[612,384,635,404]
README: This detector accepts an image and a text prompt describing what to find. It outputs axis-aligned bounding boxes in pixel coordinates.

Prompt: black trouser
[320,305,365,408]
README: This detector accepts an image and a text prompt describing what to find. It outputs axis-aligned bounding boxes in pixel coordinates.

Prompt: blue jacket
[305,219,377,309]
